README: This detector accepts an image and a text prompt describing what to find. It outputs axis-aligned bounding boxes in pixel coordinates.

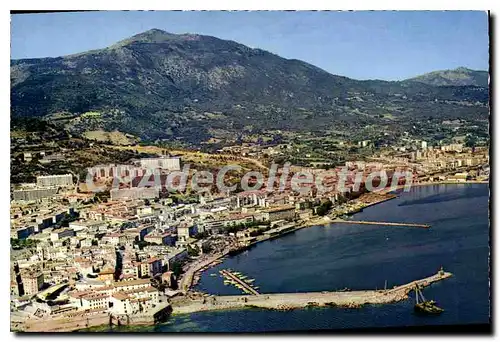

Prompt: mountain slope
[407,67,488,87]
[11,29,489,144]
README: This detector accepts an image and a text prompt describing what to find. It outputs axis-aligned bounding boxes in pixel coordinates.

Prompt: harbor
[179,194,430,295]
[179,222,309,293]
[17,183,488,332]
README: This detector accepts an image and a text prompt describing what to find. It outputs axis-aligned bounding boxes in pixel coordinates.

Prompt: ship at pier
[414,283,444,315]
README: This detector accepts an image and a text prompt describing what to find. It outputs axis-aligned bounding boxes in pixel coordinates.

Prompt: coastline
[378,180,489,194]
[179,218,331,292]
[20,181,487,332]
[24,182,487,331]
[181,180,488,293]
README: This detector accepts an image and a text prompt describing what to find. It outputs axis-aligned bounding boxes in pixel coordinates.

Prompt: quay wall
[172,271,452,315]
[17,312,110,332]
[17,304,172,332]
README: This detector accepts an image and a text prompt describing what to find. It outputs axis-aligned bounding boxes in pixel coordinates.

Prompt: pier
[332,218,430,229]
[220,269,260,295]
[172,270,452,314]
[179,248,231,293]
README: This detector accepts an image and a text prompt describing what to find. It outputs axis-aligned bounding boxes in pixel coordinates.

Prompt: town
[9,9,492,334]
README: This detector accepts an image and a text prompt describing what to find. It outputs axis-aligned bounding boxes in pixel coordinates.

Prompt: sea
[105,183,491,332]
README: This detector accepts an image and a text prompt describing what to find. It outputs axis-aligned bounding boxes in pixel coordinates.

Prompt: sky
[10,11,489,80]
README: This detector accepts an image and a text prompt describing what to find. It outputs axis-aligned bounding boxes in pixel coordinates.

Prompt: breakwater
[172,270,452,314]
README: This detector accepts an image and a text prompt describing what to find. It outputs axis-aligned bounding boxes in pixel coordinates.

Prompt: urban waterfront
[100,183,489,332]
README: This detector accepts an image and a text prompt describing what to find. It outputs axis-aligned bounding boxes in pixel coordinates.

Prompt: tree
[187,244,200,257]
[465,135,477,148]
[316,200,333,216]
[170,261,183,277]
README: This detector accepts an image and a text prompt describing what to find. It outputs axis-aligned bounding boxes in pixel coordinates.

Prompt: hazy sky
[11,11,489,80]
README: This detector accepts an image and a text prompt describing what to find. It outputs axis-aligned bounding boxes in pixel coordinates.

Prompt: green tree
[465,135,477,148]
[170,261,183,277]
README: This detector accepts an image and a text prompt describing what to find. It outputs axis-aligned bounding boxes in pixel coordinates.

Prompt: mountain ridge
[407,67,488,87]
[10,29,489,144]
[11,29,488,82]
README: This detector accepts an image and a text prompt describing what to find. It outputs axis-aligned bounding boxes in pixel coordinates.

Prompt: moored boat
[414,284,443,315]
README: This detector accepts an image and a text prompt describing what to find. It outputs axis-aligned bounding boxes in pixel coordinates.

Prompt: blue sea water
[118,184,491,332]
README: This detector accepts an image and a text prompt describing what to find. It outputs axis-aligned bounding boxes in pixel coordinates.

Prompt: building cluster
[88,157,181,181]
[10,141,489,329]
[373,142,489,180]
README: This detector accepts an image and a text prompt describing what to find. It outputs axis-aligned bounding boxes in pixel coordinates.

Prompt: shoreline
[379,180,489,194]
[22,181,485,332]
[181,216,335,292]
[182,180,488,292]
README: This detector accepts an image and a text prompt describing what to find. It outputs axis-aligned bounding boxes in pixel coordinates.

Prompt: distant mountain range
[10,29,489,144]
[407,67,488,87]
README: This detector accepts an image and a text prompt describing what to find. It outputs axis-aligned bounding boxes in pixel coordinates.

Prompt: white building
[12,187,58,201]
[87,164,146,180]
[139,157,181,171]
[112,279,151,292]
[79,293,109,311]
[110,286,160,315]
[36,174,73,187]
[177,225,189,240]
[110,187,159,200]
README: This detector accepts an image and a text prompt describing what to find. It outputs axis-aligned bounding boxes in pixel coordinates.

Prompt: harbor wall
[172,271,452,315]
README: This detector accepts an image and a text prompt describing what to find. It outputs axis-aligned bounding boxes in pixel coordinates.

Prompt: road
[173,271,452,314]
[178,248,231,293]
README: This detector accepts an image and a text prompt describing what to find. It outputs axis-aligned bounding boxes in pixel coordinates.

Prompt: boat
[414,284,443,315]
[210,273,217,277]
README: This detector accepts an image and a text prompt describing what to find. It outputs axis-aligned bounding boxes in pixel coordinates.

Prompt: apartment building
[20,269,44,296]
[139,157,181,171]
[36,174,73,187]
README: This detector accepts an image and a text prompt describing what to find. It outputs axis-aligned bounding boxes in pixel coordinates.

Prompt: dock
[179,248,231,293]
[172,270,452,314]
[332,218,430,229]
[220,269,260,295]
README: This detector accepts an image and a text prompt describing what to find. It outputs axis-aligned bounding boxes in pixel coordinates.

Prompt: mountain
[407,67,489,87]
[11,29,489,144]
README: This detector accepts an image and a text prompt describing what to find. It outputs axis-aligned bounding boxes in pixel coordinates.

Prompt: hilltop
[407,67,488,87]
